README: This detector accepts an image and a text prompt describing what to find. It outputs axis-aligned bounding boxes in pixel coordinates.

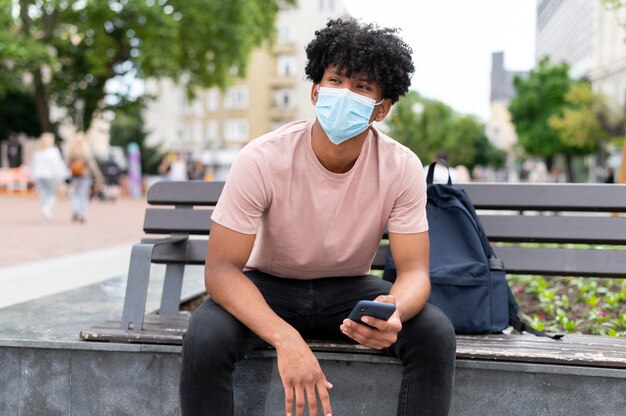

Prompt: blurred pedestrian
[100,153,122,200]
[188,159,206,180]
[30,132,68,223]
[66,133,104,222]
[604,167,615,184]
[425,150,458,184]
[159,152,188,181]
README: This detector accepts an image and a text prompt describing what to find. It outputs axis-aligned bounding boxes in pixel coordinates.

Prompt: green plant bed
[509,275,626,336]
[180,274,626,337]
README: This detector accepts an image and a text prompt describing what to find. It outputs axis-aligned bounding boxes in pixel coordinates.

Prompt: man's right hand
[276,333,333,416]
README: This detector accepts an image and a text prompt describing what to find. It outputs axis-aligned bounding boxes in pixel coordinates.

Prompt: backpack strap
[509,315,564,340]
[426,159,452,185]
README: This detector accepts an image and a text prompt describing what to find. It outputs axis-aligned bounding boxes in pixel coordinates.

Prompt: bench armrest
[120,234,189,331]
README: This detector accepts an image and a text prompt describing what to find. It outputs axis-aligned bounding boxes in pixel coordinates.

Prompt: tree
[508,57,572,170]
[1,0,289,133]
[386,91,505,172]
[548,83,612,152]
[0,91,41,141]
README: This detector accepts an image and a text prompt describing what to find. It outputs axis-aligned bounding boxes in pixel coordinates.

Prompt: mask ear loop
[368,98,385,127]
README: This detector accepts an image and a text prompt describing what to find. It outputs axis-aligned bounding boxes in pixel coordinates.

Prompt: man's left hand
[339,295,402,350]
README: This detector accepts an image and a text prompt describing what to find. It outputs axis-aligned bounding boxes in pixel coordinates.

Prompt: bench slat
[456,333,626,367]
[494,246,626,278]
[147,181,224,206]
[81,316,626,368]
[151,239,208,264]
[461,183,626,212]
[144,208,214,235]
[479,214,626,244]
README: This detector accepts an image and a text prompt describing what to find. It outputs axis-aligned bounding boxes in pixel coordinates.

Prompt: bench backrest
[144,181,626,278]
[462,183,626,279]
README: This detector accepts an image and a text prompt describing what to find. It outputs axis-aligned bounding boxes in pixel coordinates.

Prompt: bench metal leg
[159,263,185,316]
[121,243,154,331]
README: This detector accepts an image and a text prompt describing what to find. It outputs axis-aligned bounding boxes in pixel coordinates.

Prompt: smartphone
[348,300,396,325]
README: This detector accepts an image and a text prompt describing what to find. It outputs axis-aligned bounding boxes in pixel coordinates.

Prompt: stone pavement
[0,192,150,308]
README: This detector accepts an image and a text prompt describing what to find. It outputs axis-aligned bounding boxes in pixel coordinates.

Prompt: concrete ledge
[1,342,625,416]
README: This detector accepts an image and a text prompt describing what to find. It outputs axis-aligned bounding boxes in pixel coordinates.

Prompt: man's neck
[310,120,369,174]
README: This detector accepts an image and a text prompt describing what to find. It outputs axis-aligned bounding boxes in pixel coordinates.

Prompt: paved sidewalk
[0,193,151,308]
[0,193,148,266]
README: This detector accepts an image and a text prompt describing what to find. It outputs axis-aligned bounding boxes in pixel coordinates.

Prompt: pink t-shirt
[211,120,428,279]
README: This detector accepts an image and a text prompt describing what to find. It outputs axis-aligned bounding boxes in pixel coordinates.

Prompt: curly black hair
[305,18,414,104]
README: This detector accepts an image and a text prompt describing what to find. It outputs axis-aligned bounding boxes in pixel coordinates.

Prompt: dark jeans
[180,271,456,415]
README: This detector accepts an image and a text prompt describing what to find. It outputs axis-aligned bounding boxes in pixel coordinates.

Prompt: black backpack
[383,161,562,339]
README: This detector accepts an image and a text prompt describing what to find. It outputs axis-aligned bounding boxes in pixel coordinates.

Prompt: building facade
[535,0,595,79]
[589,4,626,109]
[486,52,527,152]
[143,0,345,180]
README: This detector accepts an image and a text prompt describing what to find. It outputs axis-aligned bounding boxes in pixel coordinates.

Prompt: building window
[224,86,249,109]
[193,121,203,144]
[277,55,297,77]
[224,119,249,142]
[278,25,293,44]
[273,89,294,108]
[192,97,203,116]
[206,88,219,112]
[207,121,219,144]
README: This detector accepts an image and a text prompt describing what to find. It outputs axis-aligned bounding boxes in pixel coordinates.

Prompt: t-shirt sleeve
[211,146,268,235]
[387,152,429,234]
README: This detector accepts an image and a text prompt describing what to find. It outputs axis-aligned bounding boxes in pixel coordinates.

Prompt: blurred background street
[0,192,148,309]
[0,192,146,266]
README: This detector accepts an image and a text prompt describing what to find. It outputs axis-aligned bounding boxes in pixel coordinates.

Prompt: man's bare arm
[340,231,430,349]
[205,222,333,416]
[387,231,430,322]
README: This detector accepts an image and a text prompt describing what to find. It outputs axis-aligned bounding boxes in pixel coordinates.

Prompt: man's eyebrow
[331,68,371,82]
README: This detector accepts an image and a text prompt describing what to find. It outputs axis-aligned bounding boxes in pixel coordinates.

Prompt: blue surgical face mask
[315,86,384,145]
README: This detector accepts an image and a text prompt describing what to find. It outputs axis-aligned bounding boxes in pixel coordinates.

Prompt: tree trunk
[20,0,53,134]
[564,154,574,183]
[33,70,52,133]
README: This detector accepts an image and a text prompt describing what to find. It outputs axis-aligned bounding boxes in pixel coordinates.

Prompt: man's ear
[311,83,319,105]
[375,98,392,122]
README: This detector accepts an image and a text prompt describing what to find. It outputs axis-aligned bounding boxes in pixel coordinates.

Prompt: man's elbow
[203,260,238,297]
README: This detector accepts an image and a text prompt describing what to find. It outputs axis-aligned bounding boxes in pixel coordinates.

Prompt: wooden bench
[81,180,626,415]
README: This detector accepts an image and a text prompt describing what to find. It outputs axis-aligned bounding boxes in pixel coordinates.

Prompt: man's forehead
[328,66,370,82]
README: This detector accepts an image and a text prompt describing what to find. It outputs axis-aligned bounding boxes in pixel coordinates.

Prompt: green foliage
[386,91,505,171]
[0,91,41,140]
[1,0,288,132]
[109,99,162,175]
[509,274,626,336]
[508,57,572,158]
[548,82,611,152]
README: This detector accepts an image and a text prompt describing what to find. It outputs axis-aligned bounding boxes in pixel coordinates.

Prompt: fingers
[305,384,318,416]
[340,318,399,349]
[318,380,333,416]
[295,386,305,416]
[374,294,397,305]
[284,384,294,416]
[284,380,333,416]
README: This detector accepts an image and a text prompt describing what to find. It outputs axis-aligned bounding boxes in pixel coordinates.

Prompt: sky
[342,0,538,121]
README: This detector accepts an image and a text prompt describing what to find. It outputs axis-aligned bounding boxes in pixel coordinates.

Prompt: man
[180,18,456,416]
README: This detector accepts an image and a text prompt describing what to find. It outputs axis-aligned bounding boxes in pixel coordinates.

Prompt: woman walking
[30,132,68,223]
[66,133,104,223]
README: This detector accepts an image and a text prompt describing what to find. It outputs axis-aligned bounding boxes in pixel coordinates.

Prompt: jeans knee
[401,304,456,357]
[182,301,251,372]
